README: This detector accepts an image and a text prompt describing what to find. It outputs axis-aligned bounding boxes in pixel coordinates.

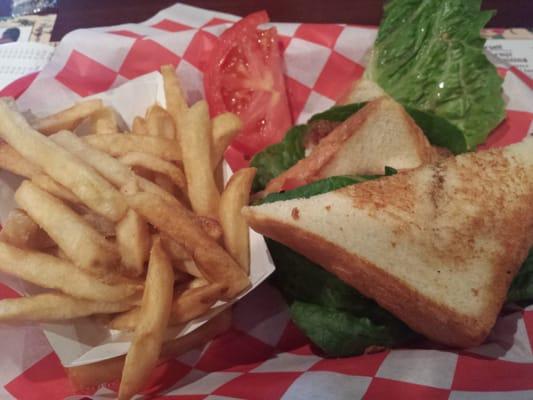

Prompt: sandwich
[241,0,532,355]
[244,137,533,347]
[261,97,436,195]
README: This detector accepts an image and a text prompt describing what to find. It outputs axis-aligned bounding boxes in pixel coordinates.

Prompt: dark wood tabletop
[0,0,531,39]
[37,0,533,41]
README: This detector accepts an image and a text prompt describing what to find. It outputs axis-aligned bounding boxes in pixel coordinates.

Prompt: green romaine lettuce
[290,302,415,357]
[268,237,416,357]
[508,249,533,303]
[262,175,375,204]
[365,0,505,149]
[309,103,469,154]
[308,103,366,123]
[250,125,308,192]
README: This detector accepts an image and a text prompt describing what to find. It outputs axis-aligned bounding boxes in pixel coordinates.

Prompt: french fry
[219,167,256,274]
[86,107,119,135]
[131,116,148,135]
[146,105,176,139]
[50,131,176,204]
[0,101,127,221]
[211,112,242,168]
[81,211,116,237]
[179,100,220,217]
[160,64,188,136]
[119,152,186,193]
[116,209,151,277]
[0,241,141,302]
[109,282,223,331]
[0,142,41,178]
[0,142,79,203]
[187,278,208,289]
[15,181,120,275]
[50,130,132,185]
[154,173,176,194]
[172,282,224,323]
[0,209,54,250]
[84,134,182,161]
[194,215,223,241]
[32,99,103,135]
[119,236,174,400]
[0,293,135,322]
[159,233,190,262]
[30,174,80,204]
[66,309,232,391]
[125,191,250,299]
[180,261,204,279]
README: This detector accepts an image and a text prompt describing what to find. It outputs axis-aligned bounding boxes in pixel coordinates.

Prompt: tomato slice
[205,11,292,169]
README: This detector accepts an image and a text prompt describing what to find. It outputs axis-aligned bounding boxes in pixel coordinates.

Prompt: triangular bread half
[264,97,435,194]
[244,138,533,347]
[339,78,386,104]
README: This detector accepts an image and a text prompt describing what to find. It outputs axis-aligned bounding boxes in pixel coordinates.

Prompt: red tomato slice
[205,11,292,168]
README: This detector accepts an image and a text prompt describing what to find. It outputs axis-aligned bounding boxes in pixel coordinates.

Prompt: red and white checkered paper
[1,3,533,399]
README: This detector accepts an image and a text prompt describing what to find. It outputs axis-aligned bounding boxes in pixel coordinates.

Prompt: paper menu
[485,39,533,78]
[0,42,54,91]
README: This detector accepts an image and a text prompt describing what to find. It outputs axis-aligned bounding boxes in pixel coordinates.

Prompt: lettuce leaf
[250,125,308,192]
[508,249,533,303]
[365,0,504,149]
[309,103,469,154]
[290,302,415,357]
[268,238,416,357]
[308,103,366,122]
[262,175,374,204]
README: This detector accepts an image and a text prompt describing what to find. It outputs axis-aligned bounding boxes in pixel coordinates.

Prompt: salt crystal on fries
[118,236,174,400]
[32,99,103,135]
[0,100,127,221]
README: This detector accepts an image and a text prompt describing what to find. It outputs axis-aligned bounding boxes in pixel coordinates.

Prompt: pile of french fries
[0,65,256,399]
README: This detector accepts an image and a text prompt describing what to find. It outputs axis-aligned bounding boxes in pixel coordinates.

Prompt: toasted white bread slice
[317,96,435,178]
[264,97,435,195]
[339,78,386,104]
[244,138,533,347]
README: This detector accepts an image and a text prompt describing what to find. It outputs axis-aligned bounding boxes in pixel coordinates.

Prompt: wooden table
[40,0,533,41]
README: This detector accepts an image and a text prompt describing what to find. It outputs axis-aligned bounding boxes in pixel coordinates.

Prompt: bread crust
[264,99,384,195]
[246,212,498,347]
